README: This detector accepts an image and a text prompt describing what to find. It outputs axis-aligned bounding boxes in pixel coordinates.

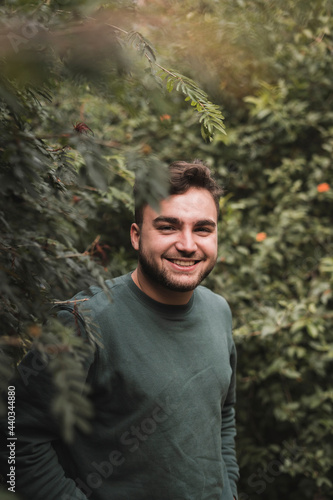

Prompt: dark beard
[138,246,215,292]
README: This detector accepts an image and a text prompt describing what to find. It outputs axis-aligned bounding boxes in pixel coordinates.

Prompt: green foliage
[161,70,226,141]
[47,319,95,442]
[0,0,333,499]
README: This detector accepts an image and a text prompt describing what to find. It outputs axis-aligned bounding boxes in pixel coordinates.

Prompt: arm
[0,310,95,500]
[221,341,239,500]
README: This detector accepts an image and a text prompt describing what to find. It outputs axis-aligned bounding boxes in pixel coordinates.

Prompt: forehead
[142,187,218,224]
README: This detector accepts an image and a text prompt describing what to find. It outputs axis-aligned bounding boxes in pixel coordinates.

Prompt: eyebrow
[153,216,216,228]
[194,219,216,228]
[153,216,179,226]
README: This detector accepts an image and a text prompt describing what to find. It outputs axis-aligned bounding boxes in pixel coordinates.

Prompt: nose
[175,229,198,254]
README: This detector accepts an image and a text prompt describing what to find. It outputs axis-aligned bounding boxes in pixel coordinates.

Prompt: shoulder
[194,286,234,345]
[69,273,130,311]
[55,274,131,334]
[195,285,231,316]
[195,285,232,330]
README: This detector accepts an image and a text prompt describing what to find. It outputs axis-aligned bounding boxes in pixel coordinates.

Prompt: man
[1,160,239,499]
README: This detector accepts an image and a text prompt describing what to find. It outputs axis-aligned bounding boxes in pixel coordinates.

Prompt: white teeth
[172,260,196,267]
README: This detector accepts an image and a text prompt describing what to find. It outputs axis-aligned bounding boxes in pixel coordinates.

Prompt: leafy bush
[0,1,332,499]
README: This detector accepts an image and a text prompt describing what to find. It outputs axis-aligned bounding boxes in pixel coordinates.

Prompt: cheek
[141,235,170,255]
[205,239,218,258]
[147,233,175,250]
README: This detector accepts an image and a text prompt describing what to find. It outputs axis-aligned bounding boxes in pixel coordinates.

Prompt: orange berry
[317,182,330,193]
[256,232,267,242]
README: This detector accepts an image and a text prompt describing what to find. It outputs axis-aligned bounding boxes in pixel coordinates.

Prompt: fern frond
[126,31,157,63]
[158,68,226,142]
[122,30,226,141]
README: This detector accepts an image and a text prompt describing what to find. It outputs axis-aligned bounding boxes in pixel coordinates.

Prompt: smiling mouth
[166,259,199,267]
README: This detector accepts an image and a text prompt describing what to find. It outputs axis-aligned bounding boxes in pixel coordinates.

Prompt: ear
[130,223,140,251]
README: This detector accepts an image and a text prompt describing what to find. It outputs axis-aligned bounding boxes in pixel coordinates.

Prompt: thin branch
[52,298,89,305]
[105,23,128,35]
[55,252,88,260]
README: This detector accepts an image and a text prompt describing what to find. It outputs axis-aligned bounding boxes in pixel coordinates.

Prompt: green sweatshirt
[0,273,239,499]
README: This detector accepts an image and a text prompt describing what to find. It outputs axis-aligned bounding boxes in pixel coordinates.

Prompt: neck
[131,268,193,306]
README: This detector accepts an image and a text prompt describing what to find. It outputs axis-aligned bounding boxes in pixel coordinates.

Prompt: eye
[195,227,213,234]
[158,225,176,232]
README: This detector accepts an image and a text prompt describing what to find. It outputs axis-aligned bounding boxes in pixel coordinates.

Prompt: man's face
[131,187,218,298]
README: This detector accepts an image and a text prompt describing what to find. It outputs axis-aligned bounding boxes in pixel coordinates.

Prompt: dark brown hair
[134,160,223,224]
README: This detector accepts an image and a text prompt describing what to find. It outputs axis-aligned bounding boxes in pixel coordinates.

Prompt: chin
[165,281,198,292]
[160,273,208,292]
